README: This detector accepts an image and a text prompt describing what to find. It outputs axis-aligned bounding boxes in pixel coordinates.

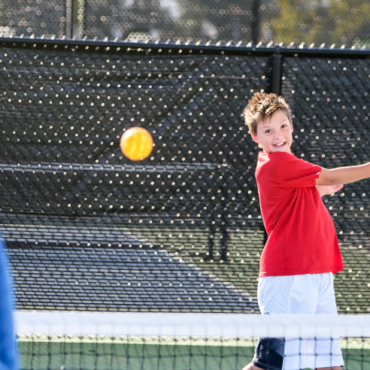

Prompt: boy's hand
[316,184,343,197]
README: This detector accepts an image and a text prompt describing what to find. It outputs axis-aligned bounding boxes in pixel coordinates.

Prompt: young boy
[242,92,370,370]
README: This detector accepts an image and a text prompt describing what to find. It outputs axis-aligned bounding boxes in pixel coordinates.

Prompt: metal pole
[251,0,260,45]
[271,49,282,95]
[66,0,73,39]
[72,0,86,39]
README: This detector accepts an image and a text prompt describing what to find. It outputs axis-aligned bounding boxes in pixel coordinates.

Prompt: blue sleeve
[0,236,18,370]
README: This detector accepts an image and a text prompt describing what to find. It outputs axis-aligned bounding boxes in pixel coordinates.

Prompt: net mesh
[16,312,370,370]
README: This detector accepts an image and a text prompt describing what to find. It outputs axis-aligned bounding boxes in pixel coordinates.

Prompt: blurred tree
[119,0,175,41]
[178,0,253,43]
[0,0,64,38]
[123,0,168,41]
[270,0,370,46]
[85,0,176,41]
[270,0,331,45]
[327,0,370,46]
[177,0,205,41]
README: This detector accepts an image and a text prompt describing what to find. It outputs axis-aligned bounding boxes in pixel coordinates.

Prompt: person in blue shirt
[0,235,17,370]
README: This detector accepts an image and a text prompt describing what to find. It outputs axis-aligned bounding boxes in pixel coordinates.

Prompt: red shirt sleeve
[277,153,322,187]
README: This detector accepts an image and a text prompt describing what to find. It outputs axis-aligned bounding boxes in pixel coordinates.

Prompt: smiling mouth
[273,142,286,148]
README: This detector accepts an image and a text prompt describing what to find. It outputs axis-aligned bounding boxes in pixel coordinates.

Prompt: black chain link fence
[0,0,66,38]
[0,0,369,47]
[0,38,369,313]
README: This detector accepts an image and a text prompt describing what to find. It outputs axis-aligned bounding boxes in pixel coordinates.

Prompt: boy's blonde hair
[243,92,292,136]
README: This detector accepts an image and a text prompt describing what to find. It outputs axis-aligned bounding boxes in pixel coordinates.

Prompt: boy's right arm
[316,163,370,186]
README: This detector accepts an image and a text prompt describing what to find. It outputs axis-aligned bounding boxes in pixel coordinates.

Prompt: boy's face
[252,110,293,154]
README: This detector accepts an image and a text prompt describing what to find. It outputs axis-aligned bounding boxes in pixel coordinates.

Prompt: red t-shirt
[256,151,344,277]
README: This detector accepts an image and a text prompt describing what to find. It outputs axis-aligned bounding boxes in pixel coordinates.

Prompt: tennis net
[16,311,370,370]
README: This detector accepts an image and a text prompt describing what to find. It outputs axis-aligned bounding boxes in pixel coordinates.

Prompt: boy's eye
[264,130,270,133]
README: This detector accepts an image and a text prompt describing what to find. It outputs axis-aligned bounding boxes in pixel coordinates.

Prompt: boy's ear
[290,124,294,133]
[251,134,260,144]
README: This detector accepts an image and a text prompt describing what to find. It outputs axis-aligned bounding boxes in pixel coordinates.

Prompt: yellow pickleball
[120,127,153,161]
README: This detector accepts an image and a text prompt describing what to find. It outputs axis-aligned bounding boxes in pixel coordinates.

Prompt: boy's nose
[273,133,283,141]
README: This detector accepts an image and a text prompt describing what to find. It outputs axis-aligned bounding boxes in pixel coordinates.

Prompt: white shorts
[253,272,344,370]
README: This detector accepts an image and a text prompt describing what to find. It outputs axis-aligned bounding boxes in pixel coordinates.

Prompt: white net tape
[16,311,370,338]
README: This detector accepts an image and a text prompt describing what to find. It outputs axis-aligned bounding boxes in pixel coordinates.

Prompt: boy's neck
[262,149,293,155]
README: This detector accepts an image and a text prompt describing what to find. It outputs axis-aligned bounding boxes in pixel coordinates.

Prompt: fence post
[66,0,86,39]
[271,47,282,95]
[251,0,260,45]
[66,0,73,39]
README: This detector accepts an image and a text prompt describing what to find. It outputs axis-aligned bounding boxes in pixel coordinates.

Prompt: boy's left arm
[316,184,343,197]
